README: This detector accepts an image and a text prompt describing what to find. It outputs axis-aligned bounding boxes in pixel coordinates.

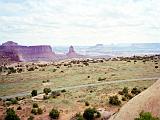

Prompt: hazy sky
[0,0,160,46]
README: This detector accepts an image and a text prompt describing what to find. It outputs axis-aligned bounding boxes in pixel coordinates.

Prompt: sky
[0,0,160,46]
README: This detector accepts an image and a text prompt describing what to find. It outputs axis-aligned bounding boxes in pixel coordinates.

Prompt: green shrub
[122,87,129,94]
[134,60,137,63]
[6,98,18,105]
[43,95,49,100]
[135,111,160,120]
[49,108,60,119]
[8,67,16,73]
[131,87,141,95]
[85,101,90,106]
[52,91,61,98]
[96,111,101,118]
[143,60,146,64]
[122,97,127,101]
[37,108,43,114]
[98,77,106,81]
[61,89,66,93]
[27,116,34,120]
[17,68,23,73]
[0,66,2,72]
[28,67,35,71]
[119,87,128,95]
[7,71,12,75]
[17,106,22,110]
[83,62,89,66]
[124,93,133,100]
[5,108,20,120]
[155,66,158,69]
[42,80,46,83]
[53,69,57,72]
[33,103,38,108]
[31,90,37,97]
[109,95,121,106]
[11,98,18,104]
[72,113,84,120]
[35,66,38,69]
[31,108,37,115]
[83,108,101,120]
[5,101,12,106]
[15,97,20,101]
[6,98,12,101]
[47,80,50,82]
[118,91,124,95]
[43,88,51,95]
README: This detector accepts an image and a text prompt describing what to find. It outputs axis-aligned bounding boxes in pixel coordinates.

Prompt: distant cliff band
[0,41,82,62]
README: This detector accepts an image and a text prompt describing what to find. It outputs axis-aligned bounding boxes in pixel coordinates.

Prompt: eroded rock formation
[0,41,55,62]
[0,41,85,62]
[66,45,78,57]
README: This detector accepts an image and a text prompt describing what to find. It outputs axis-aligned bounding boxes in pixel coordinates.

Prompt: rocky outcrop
[0,41,55,62]
[109,79,160,120]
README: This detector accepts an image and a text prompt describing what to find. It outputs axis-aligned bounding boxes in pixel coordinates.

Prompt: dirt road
[1,77,158,99]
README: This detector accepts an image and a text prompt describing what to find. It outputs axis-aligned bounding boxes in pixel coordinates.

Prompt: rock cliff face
[0,50,20,65]
[16,45,55,61]
[0,41,55,62]
[0,41,87,63]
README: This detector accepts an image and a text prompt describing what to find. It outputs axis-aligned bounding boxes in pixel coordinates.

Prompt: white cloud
[0,0,160,45]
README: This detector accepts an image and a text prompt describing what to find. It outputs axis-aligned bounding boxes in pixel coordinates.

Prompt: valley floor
[0,58,160,120]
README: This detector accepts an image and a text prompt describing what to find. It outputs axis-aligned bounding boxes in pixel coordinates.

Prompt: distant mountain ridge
[86,43,160,56]
[53,43,160,57]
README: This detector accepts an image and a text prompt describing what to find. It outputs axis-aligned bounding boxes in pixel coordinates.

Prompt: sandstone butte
[0,41,55,62]
[0,41,82,63]
[66,45,78,57]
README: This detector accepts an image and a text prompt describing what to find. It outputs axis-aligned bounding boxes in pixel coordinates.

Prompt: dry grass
[0,59,159,120]
[0,60,159,96]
